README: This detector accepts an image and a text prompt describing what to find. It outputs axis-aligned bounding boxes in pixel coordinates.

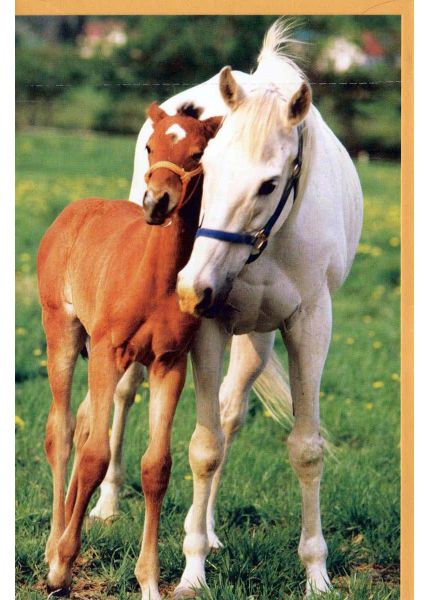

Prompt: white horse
[94,20,362,600]
[173,22,363,599]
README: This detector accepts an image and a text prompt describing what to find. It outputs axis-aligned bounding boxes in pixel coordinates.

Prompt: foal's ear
[146,101,168,124]
[219,66,246,110]
[203,116,223,139]
[286,81,312,127]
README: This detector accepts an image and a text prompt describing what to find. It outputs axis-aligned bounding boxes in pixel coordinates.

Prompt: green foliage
[15,16,400,157]
[16,130,400,598]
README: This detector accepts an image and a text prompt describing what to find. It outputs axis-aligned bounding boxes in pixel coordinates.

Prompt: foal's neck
[145,185,202,290]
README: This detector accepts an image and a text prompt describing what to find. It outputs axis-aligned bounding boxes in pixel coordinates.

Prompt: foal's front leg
[174,320,228,599]
[135,356,186,600]
[283,286,332,596]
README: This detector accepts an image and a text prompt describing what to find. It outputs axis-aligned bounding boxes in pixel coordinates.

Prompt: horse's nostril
[158,192,170,213]
[197,287,213,312]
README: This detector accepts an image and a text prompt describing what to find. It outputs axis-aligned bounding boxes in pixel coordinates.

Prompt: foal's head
[143,103,222,225]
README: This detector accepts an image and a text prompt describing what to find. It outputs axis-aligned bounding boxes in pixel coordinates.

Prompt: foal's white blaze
[165,123,187,143]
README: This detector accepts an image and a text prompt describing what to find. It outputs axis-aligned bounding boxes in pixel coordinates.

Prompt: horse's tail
[253,350,334,456]
[257,17,300,65]
[253,350,293,427]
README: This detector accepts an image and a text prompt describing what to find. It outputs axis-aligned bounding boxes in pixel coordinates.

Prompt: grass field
[16,129,401,600]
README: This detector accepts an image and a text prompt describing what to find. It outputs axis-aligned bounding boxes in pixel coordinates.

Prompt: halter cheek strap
[144,161,203,207]
[196,123,305,265]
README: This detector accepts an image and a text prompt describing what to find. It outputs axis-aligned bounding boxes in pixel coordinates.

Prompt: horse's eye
[258,179,277,196]
[146,145,151,154]
[191,152,203,161]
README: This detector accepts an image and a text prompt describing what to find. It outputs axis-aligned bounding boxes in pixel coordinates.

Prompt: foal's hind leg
[47,336,119,593]
[185,332,274,550]
[135,357,186,600]
[42,308,85,566]
[90,362,145,520]
[282,286,332,596]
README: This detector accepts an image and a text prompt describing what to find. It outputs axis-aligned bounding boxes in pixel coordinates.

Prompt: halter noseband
[196,123,305,264]
[144,161,203,207]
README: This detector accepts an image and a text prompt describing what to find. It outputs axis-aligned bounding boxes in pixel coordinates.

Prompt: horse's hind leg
[47,335,119,593]
[135,357,185,600]
[282,286,332,596]
[90,362,145,520]
[42,308,85,568]
[185,331,274,550]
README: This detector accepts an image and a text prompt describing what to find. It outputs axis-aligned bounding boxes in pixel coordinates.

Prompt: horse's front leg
[282,286,332,596]
[185,331,275,550]
[135,356,186,600]
[174,320,228,599]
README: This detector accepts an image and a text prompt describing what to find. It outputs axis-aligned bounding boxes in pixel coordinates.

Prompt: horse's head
[143,102,222,225]
[177,67,311,317]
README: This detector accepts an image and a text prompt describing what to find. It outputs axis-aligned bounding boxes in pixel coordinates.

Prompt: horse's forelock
[176,102,204,120]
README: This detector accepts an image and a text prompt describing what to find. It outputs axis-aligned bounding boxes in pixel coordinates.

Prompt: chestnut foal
[37,103,221,599]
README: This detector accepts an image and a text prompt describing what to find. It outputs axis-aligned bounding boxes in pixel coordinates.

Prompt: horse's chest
[221,269,301,334]
[114,296,199,371]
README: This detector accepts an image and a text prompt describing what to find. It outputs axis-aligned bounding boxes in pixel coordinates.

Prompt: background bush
[15,16,401,158]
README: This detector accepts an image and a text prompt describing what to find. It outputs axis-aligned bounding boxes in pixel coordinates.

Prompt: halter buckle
[253,230,268,252]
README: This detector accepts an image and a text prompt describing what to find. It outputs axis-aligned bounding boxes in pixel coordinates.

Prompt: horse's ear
[286,81,312,127]
[219,66,246,110]
[203,116,223,139]
[146,102,168,124]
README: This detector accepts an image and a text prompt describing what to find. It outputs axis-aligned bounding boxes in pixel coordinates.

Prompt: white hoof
[173,582,201,599]
[305,567,332,597]
[207,529,224,550]
[89,481,120,521]
[140,583,162,600]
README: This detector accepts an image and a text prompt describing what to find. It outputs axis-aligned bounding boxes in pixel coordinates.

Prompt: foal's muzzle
[143,190,171,225]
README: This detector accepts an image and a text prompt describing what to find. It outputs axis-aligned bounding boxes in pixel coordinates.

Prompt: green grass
[16,130,401,599]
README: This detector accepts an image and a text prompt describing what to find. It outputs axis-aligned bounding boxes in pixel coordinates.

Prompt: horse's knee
[221,402,247,437]
[141,448,172,501]
[189,426,224,479]
[78,441,110,489]
[287,431,324,482]
[45,407,75,466]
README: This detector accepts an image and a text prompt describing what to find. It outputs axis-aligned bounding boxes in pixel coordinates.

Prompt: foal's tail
[253,351,334,455]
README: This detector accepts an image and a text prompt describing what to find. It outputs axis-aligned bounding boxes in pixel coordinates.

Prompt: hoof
[208,531,224,551]
[89,504,119,522]
[173,585,198,599]
[47,584,70,598]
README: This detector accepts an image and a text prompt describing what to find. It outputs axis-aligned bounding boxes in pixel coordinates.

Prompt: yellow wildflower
[362,315,372,324]
[389,236,400,247]
[33,348,42,357]
[16,327,26,336]
[184,474,193,481]
[345,337,355,345]
[391,373,400,382]
[372,341,382,349]
[264,410,273,418]
[142,381,149,389]
[365,403,374,410]
[15,415,25,430]
[134,393,143,404]
[39,359,48,367]
[372,381,385,389]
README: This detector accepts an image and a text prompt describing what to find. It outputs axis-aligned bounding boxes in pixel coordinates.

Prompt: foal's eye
[258,179,277,196]
[146,145,151,154]
[191,152,203,161]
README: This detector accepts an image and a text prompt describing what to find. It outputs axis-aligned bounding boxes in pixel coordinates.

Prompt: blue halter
[196,124,304,264]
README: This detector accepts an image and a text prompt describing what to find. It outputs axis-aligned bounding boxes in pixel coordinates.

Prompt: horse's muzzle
[143,190,171,225]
